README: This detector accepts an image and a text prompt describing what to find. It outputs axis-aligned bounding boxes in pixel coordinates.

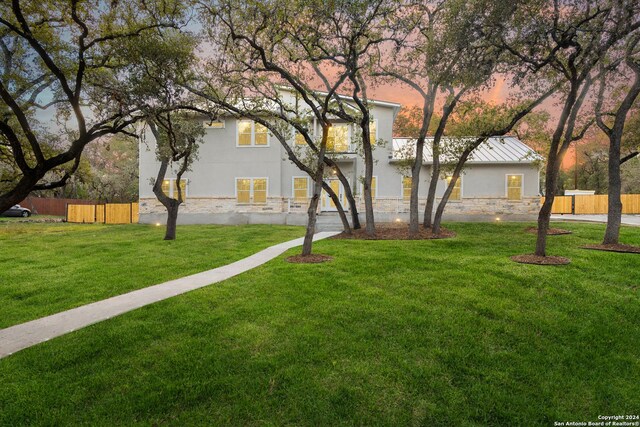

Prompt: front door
[321,179,347,211]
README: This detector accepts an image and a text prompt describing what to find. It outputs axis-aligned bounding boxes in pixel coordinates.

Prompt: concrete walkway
[0,231,339,359]
[551,214,640,226]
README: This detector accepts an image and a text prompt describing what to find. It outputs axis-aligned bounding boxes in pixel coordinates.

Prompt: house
[138,95,542,226]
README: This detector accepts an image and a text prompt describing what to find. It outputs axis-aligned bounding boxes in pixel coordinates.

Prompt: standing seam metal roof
[391,136,543,164]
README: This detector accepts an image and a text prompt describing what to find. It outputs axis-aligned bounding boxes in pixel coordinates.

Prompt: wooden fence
[19,197,95,216]
[66,202,139,224]
[543,194,640,214]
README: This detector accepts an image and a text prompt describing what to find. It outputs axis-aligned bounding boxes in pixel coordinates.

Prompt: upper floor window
[327,124,350,152]
[237,120,269,147]
[507,174,523,201]
[295,132,307,146]
[203,119,225,129]
[446,176,462,201]
[369,119,377,144]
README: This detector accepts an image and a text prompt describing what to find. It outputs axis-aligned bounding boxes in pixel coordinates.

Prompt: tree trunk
[326,159,360,229]
[432,151,468,235]
[323,181,351,233]
[409,94,435,236]
[152,158,183,241]
[362,134,376,236]
[0,173,40,213]
[535,156,559,256]
[302,125,329,255]
[302,192,320,255]
[409,137,425,236]
[164,202,179,240]
[600,61,640,244]
[603,143,623,244]
[423,148,439,229]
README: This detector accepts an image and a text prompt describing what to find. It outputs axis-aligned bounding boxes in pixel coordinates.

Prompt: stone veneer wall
[140,196,540,216]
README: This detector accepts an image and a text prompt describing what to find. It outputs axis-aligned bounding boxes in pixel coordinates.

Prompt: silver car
[1,204,31,217]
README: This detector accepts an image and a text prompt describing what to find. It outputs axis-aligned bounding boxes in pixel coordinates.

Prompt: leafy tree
[429,95,555,235]
[594,34,640,244]
[373,0,511,235]
[83,134,139,203]
[147,112,203,240]
[393,106,441,138]
[499,0,640,258]
[196,0,398,253]
[0,0,192,212]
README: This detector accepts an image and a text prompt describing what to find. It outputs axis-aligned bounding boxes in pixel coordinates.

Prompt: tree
[196,0,396,253]
[147,112,203,240]
[500,0,640,258]
[392,106,441,138]
[429,95,555,235]
[82,134,139,203]
[0,0,191,212]
[374,0,517,236]
[594,35,640,244]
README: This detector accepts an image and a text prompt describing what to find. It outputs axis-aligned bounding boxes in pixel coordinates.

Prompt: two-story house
[138,94,542,226]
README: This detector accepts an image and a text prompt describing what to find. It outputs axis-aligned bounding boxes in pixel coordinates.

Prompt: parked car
[1,204,31,217]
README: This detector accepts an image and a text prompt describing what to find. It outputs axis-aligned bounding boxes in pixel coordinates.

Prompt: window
[293,177,309,202]
[446,176,462,201]
[327,124,350,152]
[161,179,188,200]
[360,176,377,200]
[254,123,268,146]
[369,119,377,144]
[237,120,269,147]
[253,178,267,203]
[236,179,251,203]
[172,179,188,200]
[402,176,412,201]
[238,120,252,146]
[203,119,225,129]
[295,132,307,146]
[236,178,268,204]
[507,174,523,201]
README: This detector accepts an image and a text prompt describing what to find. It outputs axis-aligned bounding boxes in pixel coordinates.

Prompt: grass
[0,222,303,328]
[1,221,639,425]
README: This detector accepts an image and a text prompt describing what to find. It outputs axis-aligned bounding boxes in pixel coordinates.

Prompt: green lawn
[0,222,303,328]
[1,222,639,425]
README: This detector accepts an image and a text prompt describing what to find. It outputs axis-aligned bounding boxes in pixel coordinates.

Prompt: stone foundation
[139,196,540,226]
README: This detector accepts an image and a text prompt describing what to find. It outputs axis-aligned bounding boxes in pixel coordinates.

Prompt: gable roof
[391,136,543,165]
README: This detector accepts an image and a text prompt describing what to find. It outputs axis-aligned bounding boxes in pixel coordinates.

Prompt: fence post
[571,195,575,215]
[65,203,68,222]
[130,203,133,224]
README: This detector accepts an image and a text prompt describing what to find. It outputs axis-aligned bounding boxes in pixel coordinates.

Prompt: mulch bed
[510,254,571,265]
[525,227,573,235]
[331,223,456,240]
[581,243,640,254]
[285,254,334,264]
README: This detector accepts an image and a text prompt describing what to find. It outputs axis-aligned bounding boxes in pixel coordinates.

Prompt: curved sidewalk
[0,231,339,359]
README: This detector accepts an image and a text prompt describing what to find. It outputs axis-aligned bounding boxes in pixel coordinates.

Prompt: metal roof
[391,136,543,164]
